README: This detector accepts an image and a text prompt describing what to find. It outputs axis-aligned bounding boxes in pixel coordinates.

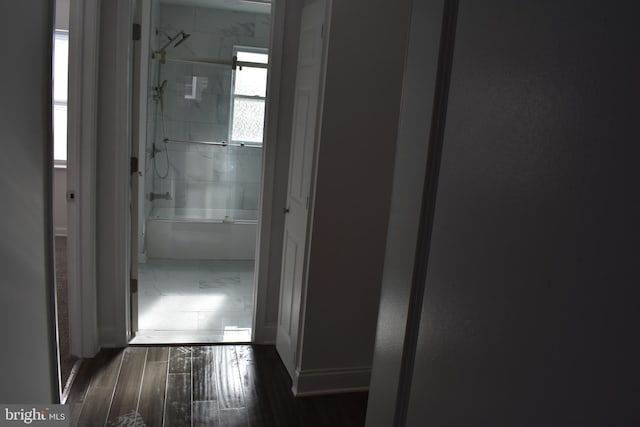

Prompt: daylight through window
[230,48,268,146]
[53,30,69,164]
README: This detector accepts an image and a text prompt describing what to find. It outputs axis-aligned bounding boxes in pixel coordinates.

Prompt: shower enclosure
[142,3,270,260]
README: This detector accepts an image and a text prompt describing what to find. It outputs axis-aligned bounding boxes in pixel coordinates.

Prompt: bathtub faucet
[149,192,172,201]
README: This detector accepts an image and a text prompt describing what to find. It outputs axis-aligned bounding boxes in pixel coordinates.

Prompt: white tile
[196,312,223,330]
[136,259,254,342]
[254,14,271,41]
[222,327,251,343]
[194,9,256,37]
[132,330,224,344]
[160,4,196,34]
[139,311,198,331]
[220,312,253,329]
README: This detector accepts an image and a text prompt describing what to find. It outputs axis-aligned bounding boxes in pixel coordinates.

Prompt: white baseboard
[292,366,371,396]
[55,227,68,236]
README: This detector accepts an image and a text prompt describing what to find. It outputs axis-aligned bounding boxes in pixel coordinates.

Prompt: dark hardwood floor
[67,345,368,427]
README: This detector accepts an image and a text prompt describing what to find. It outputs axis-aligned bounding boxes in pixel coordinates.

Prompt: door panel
[278,233,299,336]
[276,0,326,378]
[289,91,311,203]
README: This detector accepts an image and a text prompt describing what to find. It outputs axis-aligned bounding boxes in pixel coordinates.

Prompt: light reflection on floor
[130,259,254,344]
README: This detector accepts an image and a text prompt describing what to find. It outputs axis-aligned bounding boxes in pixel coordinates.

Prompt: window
[53,30,69,165]
[229,47,268,146]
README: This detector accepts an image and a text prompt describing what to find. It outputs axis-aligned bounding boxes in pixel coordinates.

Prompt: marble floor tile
[135,258,254,344]
[138,311,199,331]
[131,330,224,344]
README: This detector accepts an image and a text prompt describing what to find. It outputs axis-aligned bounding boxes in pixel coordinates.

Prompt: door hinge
[132,24,141,41]
[130,157,139,174]
[130,278,138,293]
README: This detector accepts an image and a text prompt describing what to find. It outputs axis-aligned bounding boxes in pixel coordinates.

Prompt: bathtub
[145,208,257,260]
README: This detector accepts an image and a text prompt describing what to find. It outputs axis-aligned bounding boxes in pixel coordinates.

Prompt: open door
[276,0,328,378]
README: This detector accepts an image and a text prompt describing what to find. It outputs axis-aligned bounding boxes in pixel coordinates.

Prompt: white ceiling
[160,0,271,14]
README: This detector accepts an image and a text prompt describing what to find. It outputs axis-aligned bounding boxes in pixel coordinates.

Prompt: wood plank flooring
[68,345,368,427]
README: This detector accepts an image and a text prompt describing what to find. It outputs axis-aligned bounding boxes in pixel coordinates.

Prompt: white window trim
[229,46,269,147]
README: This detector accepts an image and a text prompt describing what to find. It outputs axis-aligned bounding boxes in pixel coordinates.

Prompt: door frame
[67,0,133,353]
[68,0,289,348]
[66,0,101,358]
[252,0,288,343]
[85,0,289,345]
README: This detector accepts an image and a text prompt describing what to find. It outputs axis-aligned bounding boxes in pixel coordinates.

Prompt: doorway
[130,0,272,344]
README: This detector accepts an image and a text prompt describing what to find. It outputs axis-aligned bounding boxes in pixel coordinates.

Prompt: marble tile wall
[146,4,270,220]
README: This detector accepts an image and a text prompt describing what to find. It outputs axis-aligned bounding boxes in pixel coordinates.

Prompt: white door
[276,0,327,377]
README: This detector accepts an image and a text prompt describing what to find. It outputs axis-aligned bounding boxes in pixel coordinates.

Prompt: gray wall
[0,1,58,402]
[53,169,68,235]
[299,0,411,371]
[369,0,640,425]
[56,0,70,30]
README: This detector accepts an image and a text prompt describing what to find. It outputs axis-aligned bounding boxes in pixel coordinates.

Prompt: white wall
[0,1,58,402]
[294,0,411,391]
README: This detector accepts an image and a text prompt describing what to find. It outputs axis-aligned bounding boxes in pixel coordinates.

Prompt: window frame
[229,46,269,147]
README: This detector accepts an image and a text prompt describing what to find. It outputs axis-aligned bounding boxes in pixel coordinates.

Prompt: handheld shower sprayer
[153,79,167,112]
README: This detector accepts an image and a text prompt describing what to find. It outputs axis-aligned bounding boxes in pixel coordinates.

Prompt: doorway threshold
[130,328,251,345]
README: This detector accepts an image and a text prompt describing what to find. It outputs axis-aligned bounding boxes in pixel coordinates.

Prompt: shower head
[157,29,191,52]
[173,31,191,47]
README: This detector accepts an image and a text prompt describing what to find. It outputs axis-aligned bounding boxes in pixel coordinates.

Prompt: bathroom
[133,0,271,343]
